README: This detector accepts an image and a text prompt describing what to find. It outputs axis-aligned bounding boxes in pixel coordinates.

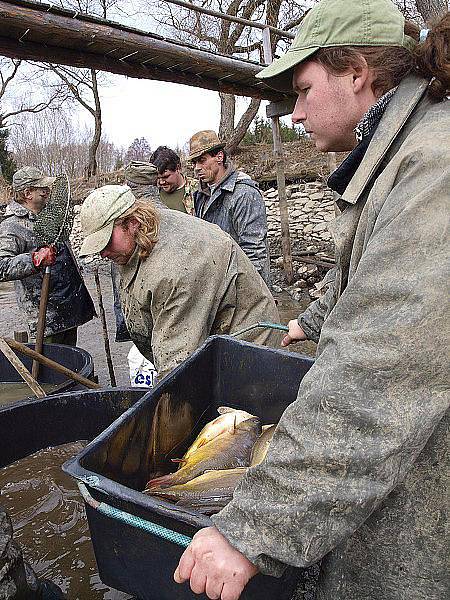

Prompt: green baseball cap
[257,0,417,92]
[79,185,136,257]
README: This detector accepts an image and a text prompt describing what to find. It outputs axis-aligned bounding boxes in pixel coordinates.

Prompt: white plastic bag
[127,344,158,388]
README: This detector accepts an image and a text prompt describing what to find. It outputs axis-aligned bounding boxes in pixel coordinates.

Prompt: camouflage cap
[188,131,225,161]
[124,161,158,185]
[13,166,55,191]
[79,185,136,257]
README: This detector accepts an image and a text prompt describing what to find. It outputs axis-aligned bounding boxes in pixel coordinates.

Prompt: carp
[147,467,247,514]
[180,406,256,464]
[250,424,276,466]
[145,416,261,490]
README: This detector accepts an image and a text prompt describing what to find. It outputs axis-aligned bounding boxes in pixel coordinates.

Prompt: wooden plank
[266,98,296,119]
[0,337,46,398]
[4,338,101,390]
[0,0,294,102]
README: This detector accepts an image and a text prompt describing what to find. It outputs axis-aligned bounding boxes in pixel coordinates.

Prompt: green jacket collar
[341,75,430,205]
[120,245,142,290]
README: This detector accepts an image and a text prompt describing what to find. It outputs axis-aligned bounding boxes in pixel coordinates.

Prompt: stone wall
[264,180,335,245]
[70,179,337,261]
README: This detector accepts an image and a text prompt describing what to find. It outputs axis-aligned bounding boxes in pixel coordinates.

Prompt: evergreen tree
[0,123,16,182]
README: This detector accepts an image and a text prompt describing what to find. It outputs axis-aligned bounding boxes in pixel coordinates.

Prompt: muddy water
[0,443,131,599]
[0,382,59,405]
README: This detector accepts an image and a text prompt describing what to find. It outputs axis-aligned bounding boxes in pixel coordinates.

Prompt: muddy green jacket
[213,75,449,599]
[119,210,280,380]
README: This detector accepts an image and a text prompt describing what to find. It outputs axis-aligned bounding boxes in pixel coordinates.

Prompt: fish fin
[217,406,233,414]
[226,414,238,435]
[145,473,176,489]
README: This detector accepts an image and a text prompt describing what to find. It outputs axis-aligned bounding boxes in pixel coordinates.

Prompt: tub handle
[230,321,289,338]
[77,482,192,548]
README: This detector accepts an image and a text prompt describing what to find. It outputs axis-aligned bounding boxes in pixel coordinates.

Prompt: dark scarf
[328,87,397,196]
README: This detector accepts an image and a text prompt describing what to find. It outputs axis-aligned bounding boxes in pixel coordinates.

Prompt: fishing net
[34,174,73,246]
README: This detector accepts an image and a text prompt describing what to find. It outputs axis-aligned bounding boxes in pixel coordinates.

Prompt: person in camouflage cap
[151,146,196,215]
[188,130,271,286]
[0,166,95,344]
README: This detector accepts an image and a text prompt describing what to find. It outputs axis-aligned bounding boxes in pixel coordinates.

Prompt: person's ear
[127,218,140,235]
[351,57,371,95]
[216,151,224,165]
[23,188,33,200]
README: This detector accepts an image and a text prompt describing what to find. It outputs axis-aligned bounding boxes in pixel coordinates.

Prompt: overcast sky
[91,75,272,153]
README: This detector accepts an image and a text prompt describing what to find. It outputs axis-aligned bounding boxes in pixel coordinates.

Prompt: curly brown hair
[313,12,450,101]
[116,200,159,260]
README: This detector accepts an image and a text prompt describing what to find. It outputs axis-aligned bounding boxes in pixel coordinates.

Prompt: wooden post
[262,28,294,284]
[94,268,117,387]
[327,152,337,173]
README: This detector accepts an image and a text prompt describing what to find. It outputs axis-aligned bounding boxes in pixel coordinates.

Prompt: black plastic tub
[0,343,94,403]
[64,336,314,600]
[0,387,148,468]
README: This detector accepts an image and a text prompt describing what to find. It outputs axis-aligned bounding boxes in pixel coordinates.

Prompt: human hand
[174,526,258,600]
[281,319,307,346]
[32,245,56,268]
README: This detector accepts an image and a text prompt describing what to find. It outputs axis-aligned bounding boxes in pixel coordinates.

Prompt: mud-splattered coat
[119,210,280,380]
[194,168,271,286]
[0,201,95,338]
[213,75,450,599]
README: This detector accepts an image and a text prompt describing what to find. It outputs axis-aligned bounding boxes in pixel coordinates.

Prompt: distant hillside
[230,140,347,187]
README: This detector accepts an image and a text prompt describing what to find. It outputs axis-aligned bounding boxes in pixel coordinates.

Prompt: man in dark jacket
[0,166,95,345]
[189,131,271,286]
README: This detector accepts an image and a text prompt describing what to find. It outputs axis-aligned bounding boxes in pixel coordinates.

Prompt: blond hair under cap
[79,185,136,257]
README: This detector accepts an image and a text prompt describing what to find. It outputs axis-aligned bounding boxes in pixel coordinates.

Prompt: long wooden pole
[262,28,293,284]
[32,266,51,379]
[164,0,295,39]
[5,338,101,390]
[94,268,117,387]
[0,338,46,398]
[0,0,290,102]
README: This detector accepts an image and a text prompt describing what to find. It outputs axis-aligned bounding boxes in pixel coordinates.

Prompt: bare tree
[415,0,448,23]
[9,109,123,177]
[44,0,126,176]
[44,65,103,177]
[0,58,69,130]
[149,0,305,153]
[124,137,153,163]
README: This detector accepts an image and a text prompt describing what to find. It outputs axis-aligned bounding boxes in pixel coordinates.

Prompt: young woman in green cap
[174,1,450,599]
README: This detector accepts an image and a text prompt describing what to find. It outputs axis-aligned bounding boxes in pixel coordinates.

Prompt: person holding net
[0,166,95,345]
